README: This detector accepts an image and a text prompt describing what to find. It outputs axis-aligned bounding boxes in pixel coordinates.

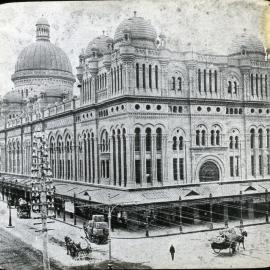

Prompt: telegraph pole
[31,131,55,270]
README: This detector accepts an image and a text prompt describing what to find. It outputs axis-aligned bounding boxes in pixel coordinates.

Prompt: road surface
[0,228,63,270]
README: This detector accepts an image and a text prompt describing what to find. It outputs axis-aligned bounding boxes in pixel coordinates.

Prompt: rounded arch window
[121,105,124,110]
[178,106,182,113]
[116,106,119,111]
[267,109,270,114]
[197,106,202,112]
[157,105,161,111]
[199,161,220,182]
[207,107,211,112]
[111,107,114,112]
[173,106,177,113]
[259,109,262,114]
[135,104,140,110]
[251,108,255,113]
[146,104,151,110]
[216,107,220,112]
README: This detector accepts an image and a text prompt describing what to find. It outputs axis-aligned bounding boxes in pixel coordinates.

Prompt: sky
[0,0,268,96]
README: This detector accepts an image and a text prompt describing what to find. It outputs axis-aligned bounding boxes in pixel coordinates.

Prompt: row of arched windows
[136,63,158,89]
[195,127,221,146]
[171,76,182,91]
[82,78,92,103]
[250,128,270,149]
[111,65,123,94]
[198,69,218,93]
[228,80,238,94]
[96,73,107,91]
[251,74,268,97]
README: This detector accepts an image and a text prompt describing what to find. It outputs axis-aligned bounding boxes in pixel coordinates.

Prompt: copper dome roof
[114,15,157,43]
[228,34,265,55]
[14,41,73,73]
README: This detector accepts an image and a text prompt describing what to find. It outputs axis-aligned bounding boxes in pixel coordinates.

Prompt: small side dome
[3,90,23,104]
[228,33,265,58]
[85,34,113,56]
[114,12,157,49]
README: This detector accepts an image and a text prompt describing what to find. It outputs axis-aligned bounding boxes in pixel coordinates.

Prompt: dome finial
[134,11,137,17]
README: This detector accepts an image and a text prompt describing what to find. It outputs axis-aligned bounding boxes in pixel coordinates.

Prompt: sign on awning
[65,201,74,213]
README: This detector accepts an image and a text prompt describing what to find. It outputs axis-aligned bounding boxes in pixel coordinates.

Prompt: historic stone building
[0,14,270,227]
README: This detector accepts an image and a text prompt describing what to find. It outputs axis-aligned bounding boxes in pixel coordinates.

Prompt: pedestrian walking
[169,244,175,261]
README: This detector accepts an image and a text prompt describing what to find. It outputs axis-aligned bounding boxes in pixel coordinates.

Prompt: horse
[235,230,248,250]
[64,236,73,255]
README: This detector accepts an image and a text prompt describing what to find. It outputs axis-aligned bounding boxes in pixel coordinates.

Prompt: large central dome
[15,42,72,73]
[13,17,73,77]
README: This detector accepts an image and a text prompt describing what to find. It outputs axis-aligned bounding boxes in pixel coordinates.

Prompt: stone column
[108,136,114,186]
[121,135,125,187]
[151,135,157,185]
[126,134,134,187]
[162,135,168,185]
[94,137,99,184]
[141,135,146,186]
[115,135,119,185]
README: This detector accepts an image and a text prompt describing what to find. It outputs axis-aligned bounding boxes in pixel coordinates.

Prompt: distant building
[0,13,269,227]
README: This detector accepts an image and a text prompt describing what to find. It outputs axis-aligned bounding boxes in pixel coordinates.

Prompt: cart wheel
[212,248,221,254]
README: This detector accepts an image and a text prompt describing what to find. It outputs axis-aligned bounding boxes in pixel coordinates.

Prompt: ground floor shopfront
[1,173,270,233]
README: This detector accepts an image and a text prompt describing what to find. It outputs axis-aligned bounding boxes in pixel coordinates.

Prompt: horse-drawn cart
[210,227,247,255]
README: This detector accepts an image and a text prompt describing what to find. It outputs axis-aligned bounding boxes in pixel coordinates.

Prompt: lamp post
[6,183,14,228]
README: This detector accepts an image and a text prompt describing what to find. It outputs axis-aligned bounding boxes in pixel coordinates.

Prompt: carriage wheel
[212,247,221,254]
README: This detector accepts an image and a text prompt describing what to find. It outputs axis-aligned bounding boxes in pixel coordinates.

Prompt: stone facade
[0,14,270,192]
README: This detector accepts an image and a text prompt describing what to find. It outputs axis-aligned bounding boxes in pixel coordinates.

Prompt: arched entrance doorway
[199,161,220,182]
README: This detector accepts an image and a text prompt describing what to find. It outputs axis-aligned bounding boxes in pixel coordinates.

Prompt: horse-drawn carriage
[210,228,247,255]
[64,236,92,260]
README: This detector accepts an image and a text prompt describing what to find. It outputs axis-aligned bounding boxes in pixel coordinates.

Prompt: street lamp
[6,182,14,228]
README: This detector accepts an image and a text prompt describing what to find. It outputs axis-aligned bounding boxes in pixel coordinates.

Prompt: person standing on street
[169,244,175,261]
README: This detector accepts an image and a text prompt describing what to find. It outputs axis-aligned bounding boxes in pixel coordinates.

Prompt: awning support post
[209,193,213,230]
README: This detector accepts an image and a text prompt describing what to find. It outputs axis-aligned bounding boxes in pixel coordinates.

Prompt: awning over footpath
[1,174,270,206]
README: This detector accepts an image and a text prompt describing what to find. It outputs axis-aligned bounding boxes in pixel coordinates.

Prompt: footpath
[0,199,269,269]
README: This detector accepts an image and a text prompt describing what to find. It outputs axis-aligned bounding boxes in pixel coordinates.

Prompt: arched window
[136,63,139,88]
[258,128,263,148]
[235,136,239,149]
[198,69,201,92]
[142,64,146,89]
[196,130,200,146]
[209,70,212,92]
[135,128,141,151]
[204,69,206,92]
[260,74,263,97]
[173,136,177,150]
[229,136,233,149]
[228,81,232,94]
[155,65,158,89]
[146,128,152,152]
[256,74,259,96]
[214,70,217,92]
[156,128,162,151]
[251,74,254,96]
[202,130,206,146]
[216,130,220,145]
[211,130,215,145]
[234,81,237,94]
[265,75,268,97]
[179,136,183,150]
[149,65,152,89]
[267,129,270,148]
[250,128,255,149]
[111,68,114,93]
[172,77,175,90]
[178,77,182,91]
